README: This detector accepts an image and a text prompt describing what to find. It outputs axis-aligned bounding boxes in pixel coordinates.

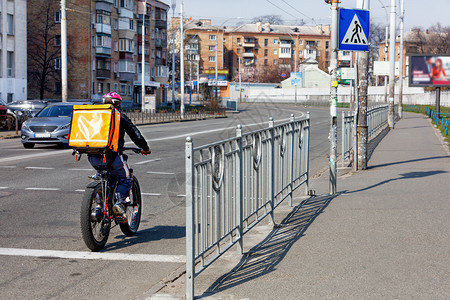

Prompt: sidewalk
[149,112,450,299]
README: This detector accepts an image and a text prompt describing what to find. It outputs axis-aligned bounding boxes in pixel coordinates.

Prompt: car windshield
[36,105,73,117]
[0,98,6,106]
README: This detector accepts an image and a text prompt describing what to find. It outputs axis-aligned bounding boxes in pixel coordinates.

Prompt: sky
[166,0,450,31]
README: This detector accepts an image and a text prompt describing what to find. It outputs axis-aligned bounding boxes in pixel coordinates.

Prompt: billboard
[409,54,450,87]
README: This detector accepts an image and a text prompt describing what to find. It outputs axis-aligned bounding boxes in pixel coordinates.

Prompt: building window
[237,38,241,43]
[114,41,118,52]
[97,82,104,94]
[325,41,329,49]
[273,49,277,55]
[264,59,268,66]
[209,56,215,62]
[114,83,118,92]
[237,48,240,54]
[306,41,315,46]
[97,11,111,25]
[7,14,14,35]
[7,93,13,103]
[264,49,268,57]
[209,35,216,41]
[209,45,215,51]
[114,18,118,30]
[264,39,268,46]
[107,83,111,92]
[316,41,320,46]
[114,0,118,8]
[55,11,61,23]
[273,59,277,64]
[317,51,320,56]
[55,35,61,46]
[119,39,134,52]
[325,51,329,59]
[255,48,259,54]
[129,19,134,30]
[54,58,61,70]
[120,84,127,95]
[98,35,112,48]
[299,40,303,45]
[7,51,14,78]
[299,50,303,56]
[273,39,277,44]
[128,85,132,95]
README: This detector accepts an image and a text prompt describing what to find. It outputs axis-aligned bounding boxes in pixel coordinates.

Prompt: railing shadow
[199,194,337,298]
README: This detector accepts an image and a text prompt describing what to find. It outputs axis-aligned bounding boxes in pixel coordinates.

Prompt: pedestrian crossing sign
[339,8,370,51]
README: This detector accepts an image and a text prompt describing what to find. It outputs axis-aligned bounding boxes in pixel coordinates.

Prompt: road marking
[0,187,8,189]
[26,167,55,170]
[134,159,161,165]
[0,149,72,164]
[25,187,60,191]
[142,192,162,196]
[68,168,93,171]
[146,171,175,175]
[75,189,85,192]
[0,166,16,169]
[177,194,186,197]
[0,248,186,263]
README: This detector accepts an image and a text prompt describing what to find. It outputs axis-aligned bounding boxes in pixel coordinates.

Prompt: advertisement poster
[409,55,450,87]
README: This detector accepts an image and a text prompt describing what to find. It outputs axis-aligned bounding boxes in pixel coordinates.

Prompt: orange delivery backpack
[68,104,120,155]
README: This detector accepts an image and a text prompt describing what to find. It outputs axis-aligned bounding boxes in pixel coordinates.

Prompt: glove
[141,149,151,155]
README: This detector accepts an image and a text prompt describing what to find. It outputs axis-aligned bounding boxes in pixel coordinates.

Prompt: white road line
[134,159,161,165]
[142,192,162,196]
[26,167,55,170]
[25,187,60,191]
[68,168,93,171]
[75,189,85,192]
[0,248,186,263]
[0,149,71,164]
[146,171,175,175]
[0,166,16,169]
[177,194,186,197]
[0,187,8,189]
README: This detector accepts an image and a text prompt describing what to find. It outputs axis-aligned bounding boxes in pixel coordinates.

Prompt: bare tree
[27,2,61,100]
[252,15,284,25]
[409,23,450,54]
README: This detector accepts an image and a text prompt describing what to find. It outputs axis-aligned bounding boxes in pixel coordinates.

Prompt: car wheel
[23,143,35,149]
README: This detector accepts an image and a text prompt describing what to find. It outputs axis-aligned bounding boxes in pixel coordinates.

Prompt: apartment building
[0,0,27,103]
[27,0,169,106]
[183,19,331,83]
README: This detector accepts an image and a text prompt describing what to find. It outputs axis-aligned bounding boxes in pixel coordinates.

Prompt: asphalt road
[0,103,335,299]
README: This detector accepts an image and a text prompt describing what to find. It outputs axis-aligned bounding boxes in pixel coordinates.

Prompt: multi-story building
[0,0,27,102]
[27,0,169,107]
[182,19,331,83]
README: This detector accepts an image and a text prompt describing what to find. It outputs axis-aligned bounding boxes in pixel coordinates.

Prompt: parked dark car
[0,98,9,129]
[20,102,82,148]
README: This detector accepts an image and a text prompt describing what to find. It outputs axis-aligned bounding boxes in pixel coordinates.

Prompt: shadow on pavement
[200,194,337,298]
[368,156,449,169]
[343,170,447,195]
[102,225,186,251]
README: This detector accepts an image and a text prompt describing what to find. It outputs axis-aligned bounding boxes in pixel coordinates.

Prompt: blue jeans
[88,155,132,203]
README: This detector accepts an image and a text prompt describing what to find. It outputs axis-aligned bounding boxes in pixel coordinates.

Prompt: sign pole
[329,0,339,195]
[388,0,396,129]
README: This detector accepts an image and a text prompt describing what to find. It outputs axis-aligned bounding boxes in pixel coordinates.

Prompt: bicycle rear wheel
[119,175,142,236]
[80,184,110,251]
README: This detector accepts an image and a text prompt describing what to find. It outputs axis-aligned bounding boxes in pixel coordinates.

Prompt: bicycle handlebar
[123,147,142,154]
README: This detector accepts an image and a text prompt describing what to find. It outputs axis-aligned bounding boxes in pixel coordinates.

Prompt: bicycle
[80,147,143,251]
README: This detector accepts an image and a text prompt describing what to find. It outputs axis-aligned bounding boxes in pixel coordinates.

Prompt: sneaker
[113,202,128,223]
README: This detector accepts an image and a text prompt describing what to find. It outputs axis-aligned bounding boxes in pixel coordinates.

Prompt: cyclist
[88,92,151,221]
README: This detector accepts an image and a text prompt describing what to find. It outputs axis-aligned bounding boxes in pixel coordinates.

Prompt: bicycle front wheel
[80,184,110,251]
[119,175,142,236]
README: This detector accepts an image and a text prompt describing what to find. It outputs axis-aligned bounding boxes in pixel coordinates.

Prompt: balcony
[242,52,254,58]
[118,7,133,18]
[96,68,111,79]
[95,23,111,35]
[155,20,167,29]
[119,72,135,82]
[242,41,255,48]
[279,41,292,48]
[155,39,167,48]
[96,46,111,56]
[95,0,113,3]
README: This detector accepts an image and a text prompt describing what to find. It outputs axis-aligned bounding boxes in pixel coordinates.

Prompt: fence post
[268,117,275,225]
[341,111,345,168]
[236,125,243,254]
[185,137,195,300]
[305,112,311,195]
[289,114,295,206]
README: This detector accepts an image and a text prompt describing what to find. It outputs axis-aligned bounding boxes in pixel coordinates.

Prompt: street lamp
[377,0,389,102]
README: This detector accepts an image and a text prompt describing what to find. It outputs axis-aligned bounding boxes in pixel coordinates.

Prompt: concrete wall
[229,84,450,107]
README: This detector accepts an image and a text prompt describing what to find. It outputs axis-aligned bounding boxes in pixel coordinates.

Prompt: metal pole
[353,54,359,171]
[171,2,176,111]
[239,56,242,104]
[215,28,219,100]
[180,1,185,118]
[61,0,68,102]
[141,14,145,112]
[328,0,339,195]
[295,35,298,104]
[356,0,370,170]
[398,0,405,119]
[387,0,396,129]
[185,136,194,300]
[189,60,192,105]
[197,60,200,102]
[436,87,441,118]
[383,6,388,103]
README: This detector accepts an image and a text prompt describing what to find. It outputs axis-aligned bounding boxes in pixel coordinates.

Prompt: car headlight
[59,123,71,130]
[21,123,30,130]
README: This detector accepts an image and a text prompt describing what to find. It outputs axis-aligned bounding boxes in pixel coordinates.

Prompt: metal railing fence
[185,113,310,300]
[341,105,389,167]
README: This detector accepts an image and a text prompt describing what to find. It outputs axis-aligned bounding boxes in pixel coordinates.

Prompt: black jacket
[117,113,150,154]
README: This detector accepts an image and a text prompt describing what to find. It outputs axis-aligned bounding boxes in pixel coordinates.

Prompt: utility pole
[141,12,145,112]
[387,0,396,129]
[356,0,370,170]
[171,1,176,111]
[328,0,339,195]
[180,1,185,118]
[398,0,405,119]
[61,0,68,102]
[215,28,219,100]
